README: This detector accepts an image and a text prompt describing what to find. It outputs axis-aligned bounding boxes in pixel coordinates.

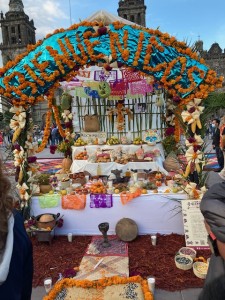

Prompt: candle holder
[98,222,111,248]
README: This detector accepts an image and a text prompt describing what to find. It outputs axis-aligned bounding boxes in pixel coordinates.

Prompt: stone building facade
[118,0,146,26]
[0,0,49,126]
[195,40,225,91]
[0,0,36,65]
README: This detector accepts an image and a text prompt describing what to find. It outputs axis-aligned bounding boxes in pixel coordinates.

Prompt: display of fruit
[74,187,89,195]
[96,153,110,162]
[113,183,128,193]
[145,182,157,190]
[155,172,163,179]
[89,181,107,194]
[133,137,144,145]
[74,151,88,160]
[106,136,120,145]
[74,137,87,146]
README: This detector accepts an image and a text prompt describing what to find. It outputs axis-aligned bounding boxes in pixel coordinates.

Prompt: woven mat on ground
[75,255,129,280]
[43,276,152,300]
[85,236,128,257]
[203,153,219,170]
[4,158,62,176]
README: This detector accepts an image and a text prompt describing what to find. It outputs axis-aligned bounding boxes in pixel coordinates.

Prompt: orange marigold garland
[43,276,153,300]
[36,110,52,153]
[52,106,67,138]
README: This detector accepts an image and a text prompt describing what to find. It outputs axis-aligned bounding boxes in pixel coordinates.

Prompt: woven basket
[193,262,208,279]
[178,247,196,260]
[175,255,193,270]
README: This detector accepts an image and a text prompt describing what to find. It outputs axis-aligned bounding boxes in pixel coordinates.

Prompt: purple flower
[173,96,181,103]
[98,26,108,35]
[187,137,196,143]
[188,107,195,113]
[27,156,37,163]
[50,145,57,154]
[57,218,64,228]
[165,127,175,136]
[13,144,21,151]
[62,268,77,278]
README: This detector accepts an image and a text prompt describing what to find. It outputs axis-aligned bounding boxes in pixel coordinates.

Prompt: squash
[62,157,72,171]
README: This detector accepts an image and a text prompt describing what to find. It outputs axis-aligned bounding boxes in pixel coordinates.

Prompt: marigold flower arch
[0,20,223,108]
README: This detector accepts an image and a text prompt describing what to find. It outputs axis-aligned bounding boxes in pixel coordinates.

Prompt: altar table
[31,192,186,236]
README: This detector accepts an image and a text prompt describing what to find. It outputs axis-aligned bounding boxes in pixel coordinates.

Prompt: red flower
[173,96,181,103]
[188,107,195,113]
[187,137,196,143]
[165,127,175,136]
[98,26,108,35]
[50,145,57,154]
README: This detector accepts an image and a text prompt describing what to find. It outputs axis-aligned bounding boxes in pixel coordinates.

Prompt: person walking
[212,118,224,172]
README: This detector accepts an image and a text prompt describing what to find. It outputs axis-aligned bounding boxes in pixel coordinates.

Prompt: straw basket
[178,247,196,260]
[193,262,208,279]
[175,255,193,270]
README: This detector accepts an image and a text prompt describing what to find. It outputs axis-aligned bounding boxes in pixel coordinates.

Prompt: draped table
[31,189,186,236]
[71,143,167,175]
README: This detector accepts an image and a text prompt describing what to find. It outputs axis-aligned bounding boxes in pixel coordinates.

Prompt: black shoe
[214,169,222,172]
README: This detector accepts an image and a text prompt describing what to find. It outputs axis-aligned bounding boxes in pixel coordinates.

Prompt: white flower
[10,115,26,130]
[62,110,73,122]
[181,110,201,124]
[16,183,30,201]
[13,147,25,167]
[186,98,204,113]
[185,134,204,148]
[185,147,203,164]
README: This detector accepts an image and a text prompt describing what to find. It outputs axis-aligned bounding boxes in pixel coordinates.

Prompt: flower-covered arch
[0,20,223,212]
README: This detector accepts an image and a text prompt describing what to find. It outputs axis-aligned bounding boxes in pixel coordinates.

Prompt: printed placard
[181,199,209,250]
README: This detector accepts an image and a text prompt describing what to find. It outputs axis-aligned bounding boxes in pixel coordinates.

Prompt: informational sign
[181,199,209,250]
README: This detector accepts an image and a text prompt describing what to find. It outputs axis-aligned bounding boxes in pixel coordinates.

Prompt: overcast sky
[1,0,225,67]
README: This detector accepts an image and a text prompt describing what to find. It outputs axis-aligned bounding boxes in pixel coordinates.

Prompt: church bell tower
[118,0,147,27]
[0,0,36,66]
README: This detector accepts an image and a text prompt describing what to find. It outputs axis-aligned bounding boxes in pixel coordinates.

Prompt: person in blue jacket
[0,159,33,300]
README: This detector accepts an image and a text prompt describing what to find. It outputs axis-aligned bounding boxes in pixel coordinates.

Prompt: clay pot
[40,184,52,194]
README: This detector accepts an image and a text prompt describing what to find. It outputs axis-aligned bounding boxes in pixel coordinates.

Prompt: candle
[67,233,73,242]
[151,235,157,246]
[44,277,52,293]
[147,277,155,294]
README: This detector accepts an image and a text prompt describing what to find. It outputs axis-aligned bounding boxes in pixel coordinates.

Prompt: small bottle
[125,168,131,177]
[97,163,102,176]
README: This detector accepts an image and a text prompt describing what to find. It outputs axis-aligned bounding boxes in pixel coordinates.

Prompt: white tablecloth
[72,143,165,159]
[31,192,186,236]
[70,157,167,176]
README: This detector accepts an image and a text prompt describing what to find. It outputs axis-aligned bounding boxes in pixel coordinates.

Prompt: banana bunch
[106,136,119,145]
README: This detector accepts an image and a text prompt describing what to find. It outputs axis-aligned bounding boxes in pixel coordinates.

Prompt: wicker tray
[175,255,193,270]
[178,247,196,260]
[193,262,208,279]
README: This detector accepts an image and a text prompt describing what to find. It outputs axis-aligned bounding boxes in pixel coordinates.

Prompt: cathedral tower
[0,0,36,66]
[118,0,146,27]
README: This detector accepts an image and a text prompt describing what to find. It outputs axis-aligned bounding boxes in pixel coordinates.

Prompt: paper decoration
[77,70,91,79]
[62,194,86,210]
[94,70,118,82]
[73,87,88,97]
[109,80,127,96]
[90,193,113,208]
[38,194,60,209]
[122,68,144,82]
[181,199,209,250]
[129,80,153,95]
